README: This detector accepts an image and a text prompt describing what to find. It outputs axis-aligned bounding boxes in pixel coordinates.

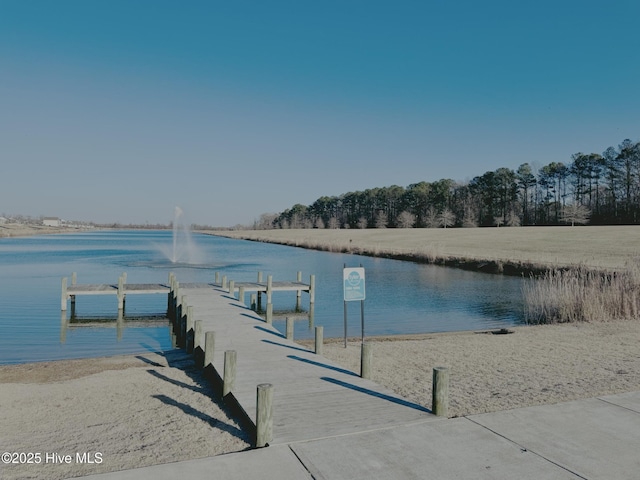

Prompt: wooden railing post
[315,326,323,355]
[286,316,294,340]
[432,366,450,417]
[223,350,237,397]
[204,331,215,368]
[61,277,68,311]
[238,286,245,305]
[360,342,372,379]
[256,383,274,448]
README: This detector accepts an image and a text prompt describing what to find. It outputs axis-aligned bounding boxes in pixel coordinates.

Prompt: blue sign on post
[343,267,366,302]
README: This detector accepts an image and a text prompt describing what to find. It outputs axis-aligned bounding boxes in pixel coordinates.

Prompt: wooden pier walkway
[169,280,439,445]
[61,272,438,446]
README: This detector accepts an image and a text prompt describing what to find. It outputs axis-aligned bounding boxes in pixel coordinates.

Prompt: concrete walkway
[80,390,640,480]
[79,286,640,480]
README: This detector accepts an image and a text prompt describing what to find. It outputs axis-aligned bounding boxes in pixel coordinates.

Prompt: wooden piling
[71,272,77,285]
[223,350,237,397]
[432,366,450,417]
[229,280,235,297]
[117,275,125,310]
[309,274,316,304]
[204,331,215,368]
[179,295,188,348]
[186,305,194,353]
[296,271,302,310]
[215,271,220,284]
[238,286,245,305]
[266,275,273,304]
[315,326,323,355]
[266,303,273,324]
[222,275,228,290]
[61,277,68,311]
[256,383,274,448]
[286,316,294,340]
[194,319,204,367]
[360,342,372,379]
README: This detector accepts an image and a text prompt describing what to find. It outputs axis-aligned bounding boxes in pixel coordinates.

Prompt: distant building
[43,217,61,227]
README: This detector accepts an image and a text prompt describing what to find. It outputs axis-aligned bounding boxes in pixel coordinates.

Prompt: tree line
[254,138,640,230]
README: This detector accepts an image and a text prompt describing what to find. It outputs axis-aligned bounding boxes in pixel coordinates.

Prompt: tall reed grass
[523,259,640,324]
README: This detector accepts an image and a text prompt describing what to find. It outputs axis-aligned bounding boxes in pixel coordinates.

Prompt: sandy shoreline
[0,351,251,480]
[303,320,640,418]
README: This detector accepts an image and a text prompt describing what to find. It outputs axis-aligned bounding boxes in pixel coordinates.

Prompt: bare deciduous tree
[397,210,416,228]
[561,204,591,226]
[438,208,456,228]
[425,206,439,228]
[374,211,388,228]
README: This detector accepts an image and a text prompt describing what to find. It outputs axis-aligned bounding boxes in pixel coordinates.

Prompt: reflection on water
[0,230,530,364]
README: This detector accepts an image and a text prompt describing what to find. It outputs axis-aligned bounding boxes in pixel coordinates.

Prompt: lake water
[0,230,529,364]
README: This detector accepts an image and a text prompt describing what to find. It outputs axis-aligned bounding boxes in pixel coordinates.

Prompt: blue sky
[2,0,639,226]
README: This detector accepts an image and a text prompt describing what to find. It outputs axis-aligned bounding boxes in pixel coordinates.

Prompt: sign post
[343,265,366,347]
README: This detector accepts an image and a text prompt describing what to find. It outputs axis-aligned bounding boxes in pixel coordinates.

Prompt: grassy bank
[209,226,640,273]
[210,227,640,324]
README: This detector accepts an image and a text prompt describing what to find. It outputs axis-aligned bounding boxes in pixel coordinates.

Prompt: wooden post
[223,350,237,397]
[117,275,125,310]
[286,316,294,340]
[309,274,316,304]
[266,303,273,324]
[296,271,302,310]
[315,326,323,355]
[204,331,216,368]
[71,272,77,285]
[238,286,245,305]
[172,281,180,322]
[180,295,188,348]
[432,366,450,417]
[215,271,220,284]
[186,305,194,353]
[257,271,263,283]
[194,320,204,367]
[256,383,274,448]
[361,342,372,379]
[167,273,174,316]
[222,275,228,290]
[61,277,68,311]
[266,275,273,305]
[228,280,235,297]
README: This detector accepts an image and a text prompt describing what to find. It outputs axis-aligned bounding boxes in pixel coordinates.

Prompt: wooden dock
[167,277,439,446]
[61,271,439,447]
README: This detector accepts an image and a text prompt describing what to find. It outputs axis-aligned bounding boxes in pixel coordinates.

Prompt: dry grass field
[212,226,640,272]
